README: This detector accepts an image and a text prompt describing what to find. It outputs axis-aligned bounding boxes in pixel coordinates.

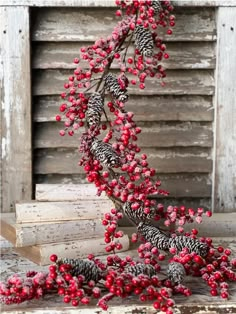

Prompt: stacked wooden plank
[0,184,129,265]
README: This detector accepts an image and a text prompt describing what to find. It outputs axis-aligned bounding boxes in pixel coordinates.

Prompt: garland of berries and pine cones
[0,1,235,313]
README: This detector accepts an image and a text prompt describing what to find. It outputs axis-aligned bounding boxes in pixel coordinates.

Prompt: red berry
[221,291,229,299]
[50,254,58,262]
[210,289,218,296]
[63,295,71,303]
[71,299,79,306]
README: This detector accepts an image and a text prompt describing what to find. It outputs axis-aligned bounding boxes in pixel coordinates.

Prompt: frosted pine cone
[125,263,157,277]
[137,222,170,251]
[168,235,209,257]
[167,262,186,284]
[57,258,101,282]
[138,222,209,257]
[87,92,104,127]
[123,201,157,224]
[151,0,162,15]
[104,73,128,102]
[134,25,154,58]
[90,138,121,168]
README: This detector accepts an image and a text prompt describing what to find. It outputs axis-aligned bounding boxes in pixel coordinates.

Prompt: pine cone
[58,258,101,282]
[87,92,104,127]
[168,235,209,257]
[123,201,157,224]
[167,262,186,284]
[125,263,157,277]
[137,222,170,251]
[90,138,121,168]
[134,25,154,58]
[151,0,162,15]
[104,73,128,102]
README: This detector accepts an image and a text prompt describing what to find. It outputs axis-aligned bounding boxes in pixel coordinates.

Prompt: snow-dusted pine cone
[167,262,186,285]
[168,235,209,257]
[134,25,154,58]
[104,73,128,102]
[87,92,104,127]
[57,258,101,282]
[137,222,170,251]
[125,263,157,277]
[137,223,209,257]
[123,201,157,224]
[90,138,121,168]
[151,0,162,15]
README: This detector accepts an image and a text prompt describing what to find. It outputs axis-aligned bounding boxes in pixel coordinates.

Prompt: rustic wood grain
[34,147,212,174]
[32,69,215,96]
[213,8,236,213]
[35,174,212,198]
[32,41,216,70]
[183,213,236,237]
[33,122,213,148]
[1,0,236,7]
[33,95,214,122]
[0,213,106,247]
[30,7,216,42]
[15,199,114,223]
[15,234,129,266]
[0,7,32,212]
[35,183,108,201]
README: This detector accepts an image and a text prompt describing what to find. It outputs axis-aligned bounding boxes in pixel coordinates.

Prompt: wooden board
[36,175,212,200]
[32,41,216,70]
[36,183,108,201]
[1,0,236,7]
[31,7,216,42]
[15,234,130,265]
[32,69,215,96]
[34,147,212,174]
[33,122,213,148]
[15,199,114,223]
[0,213,105,247]
[183,212,236,238]
[33,95,214,122]
[213,7,236,212]
[0,7,32,212]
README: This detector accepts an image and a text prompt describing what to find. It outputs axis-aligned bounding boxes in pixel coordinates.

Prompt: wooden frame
[0,0,236,7]
[0,6,32,212]
[212,7,236,212]
[0,1,235,213]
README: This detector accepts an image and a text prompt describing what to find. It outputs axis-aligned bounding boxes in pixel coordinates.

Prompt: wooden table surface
[1,237,236,314]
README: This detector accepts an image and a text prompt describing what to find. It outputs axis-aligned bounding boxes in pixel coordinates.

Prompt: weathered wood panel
[34,148,212,174]
[184,213,236,237]
[33,95,214,122]
[15,199,114,223]
[15,234,130,266]
[0,7,32,212]
[1,0,236,7]
[32,69,214,96]
[32,41,216,70]
[30,5,216,211]
[31,7,216,42]
[213,8,236,212]
[35,175,212,198]
[1,213,105,247]
[33,122,213,148]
